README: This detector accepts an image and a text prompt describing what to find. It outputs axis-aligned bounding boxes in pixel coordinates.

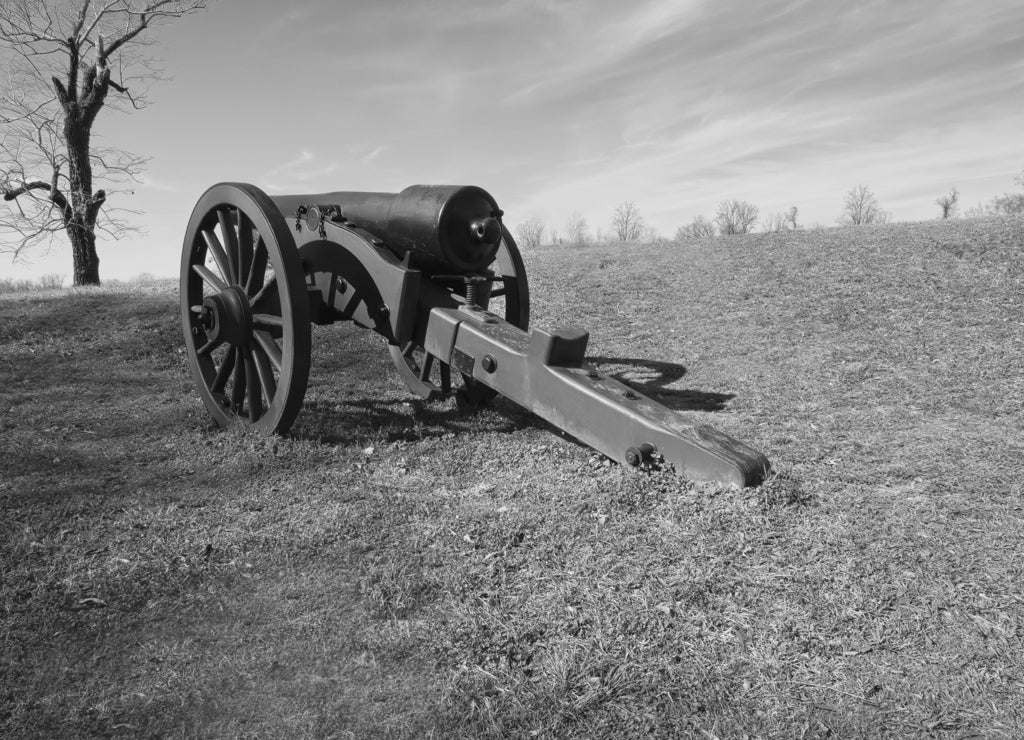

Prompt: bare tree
[989,193,1024,215]
[965,169,1024,216]
[715,199,759,235]
[840,184,890,226]
[762,213,787,233]
[935,187,959,219]
[990,170,1024,214]
[514,217,545,250]
[675,214,716,239]
[763,206,800,233]
[1,0,207,285]
[610,201,644,241]
[639,225,663,243]
[565,211,589,247]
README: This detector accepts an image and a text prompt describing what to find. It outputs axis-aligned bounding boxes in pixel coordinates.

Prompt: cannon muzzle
[271,185,503,273]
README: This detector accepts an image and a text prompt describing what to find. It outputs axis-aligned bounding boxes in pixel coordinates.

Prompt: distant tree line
[512,171,1024,249]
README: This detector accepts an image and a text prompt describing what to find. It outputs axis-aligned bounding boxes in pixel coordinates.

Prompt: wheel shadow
[586,355,734,412]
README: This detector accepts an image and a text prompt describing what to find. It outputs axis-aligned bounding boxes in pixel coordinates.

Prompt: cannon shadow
[586,356,734,412]
[293,395,540,447]
[291,355,733,448]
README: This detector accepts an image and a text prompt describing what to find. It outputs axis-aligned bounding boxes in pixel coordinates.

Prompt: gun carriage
[180,182,770,486]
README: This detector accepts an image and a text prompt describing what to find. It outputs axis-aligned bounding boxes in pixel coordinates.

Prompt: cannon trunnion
[180,182,770,486]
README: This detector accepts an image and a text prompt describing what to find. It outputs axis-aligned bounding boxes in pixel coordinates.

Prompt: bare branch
[71,0,92,40]
[3,180,52,200]
[514,217,545,250]
[676,214,716,239]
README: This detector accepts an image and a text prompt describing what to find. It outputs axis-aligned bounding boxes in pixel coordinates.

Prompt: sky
[3,0,1024,281]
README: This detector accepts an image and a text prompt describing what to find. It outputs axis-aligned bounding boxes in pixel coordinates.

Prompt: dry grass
[2,216,1023,738]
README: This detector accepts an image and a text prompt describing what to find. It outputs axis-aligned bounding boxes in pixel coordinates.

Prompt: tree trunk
[65,113,101,286]
[69,220,101,285]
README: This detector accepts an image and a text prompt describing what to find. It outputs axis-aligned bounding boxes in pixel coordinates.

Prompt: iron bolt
[481,355,497,373]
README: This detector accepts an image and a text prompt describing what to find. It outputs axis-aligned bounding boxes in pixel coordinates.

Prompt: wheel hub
[202,286,252,347]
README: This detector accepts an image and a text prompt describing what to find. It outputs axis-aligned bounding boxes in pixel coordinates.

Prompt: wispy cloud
[362,145,389,163]
[37,0,1022,283]
[261,150,341,193]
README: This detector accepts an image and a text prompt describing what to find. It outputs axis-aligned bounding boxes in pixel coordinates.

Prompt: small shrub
[0,274,67,294]
[37,274,65,290]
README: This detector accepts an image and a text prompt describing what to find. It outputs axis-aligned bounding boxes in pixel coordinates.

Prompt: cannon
[180,182,770,486]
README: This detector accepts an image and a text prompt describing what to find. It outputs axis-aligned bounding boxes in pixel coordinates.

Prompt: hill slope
[1,217,1022,738]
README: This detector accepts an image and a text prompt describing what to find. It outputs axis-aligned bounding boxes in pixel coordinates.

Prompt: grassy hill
[2,217,1022,738]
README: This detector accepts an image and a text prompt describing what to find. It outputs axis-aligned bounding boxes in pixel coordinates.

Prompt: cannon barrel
[270,185,503,273]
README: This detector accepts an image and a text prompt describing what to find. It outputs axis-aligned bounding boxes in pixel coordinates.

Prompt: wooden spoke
[251,340,277,406]
[202,228,234,286]
[250,274,278,308]
[217,208,239,284]
[253,313,284,329]
[193,264,227,293]
[243,348,261,420]
[245,238,268,296]
[212,347,237,394]
[237,210,254,288]
[197,336,223,357]
[254,329,283,372]
[231,352,246,411]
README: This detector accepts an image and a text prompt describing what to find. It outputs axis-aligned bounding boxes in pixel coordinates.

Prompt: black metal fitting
[481,355,497,373]
[431,272,495,308]
[625,443,657,467]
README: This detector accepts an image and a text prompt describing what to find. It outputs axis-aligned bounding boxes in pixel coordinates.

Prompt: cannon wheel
[180,183,311,434]
[388,226,529,405]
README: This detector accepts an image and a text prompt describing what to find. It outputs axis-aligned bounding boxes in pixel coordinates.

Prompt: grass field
[2,216,1023,738]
